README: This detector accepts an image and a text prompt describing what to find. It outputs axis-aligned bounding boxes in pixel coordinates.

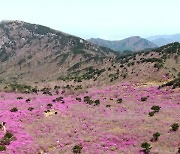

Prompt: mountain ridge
[147,33,180,46]
[0,20,179,87]
[0,20,118,83]
[88,36,158,52]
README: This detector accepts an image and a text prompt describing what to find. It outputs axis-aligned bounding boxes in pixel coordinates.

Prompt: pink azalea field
[0,82,180,154]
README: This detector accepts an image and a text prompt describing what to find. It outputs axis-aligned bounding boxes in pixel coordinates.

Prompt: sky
[0,0,180,40]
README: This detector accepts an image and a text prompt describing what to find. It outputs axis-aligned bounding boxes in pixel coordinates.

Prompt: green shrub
[41,87,52,95]
[74,78,82,82]
[28,107,34,111]
[110,78,113,82]
[171,123,179,131]
[158,78,180,89]
[42,91,52,96]
[154,63,163,69]
[94,100,100,106]
[44,110,50,113]
[54,86,60,90]
[86,99,94,105]
[149,111,155,117]
[72,144,83,153]
[108,67,111,71]
[76,97,81,102]
[178,72,180,77]
[53,97,63,102]
[84,96,100,106]
[47,104,53,108]
[0,145,6,151]
[84,96,91,102]
[4,132,13,139]
[117,98,123,103]
[141,142,151,153]
[151,106,161,113]
[0,48,9,62]
[74,85,82,90]
[8,83,33,93]
[1,131,15,145]
[10,107,18,112]
[18,58,26,65]
[152,132,160,141]
[26,98,31,102]
[142,58,163,63]
[32,87,38,93]
[17,97,23,99]
[141,97,148,101]
[106,105,111,108]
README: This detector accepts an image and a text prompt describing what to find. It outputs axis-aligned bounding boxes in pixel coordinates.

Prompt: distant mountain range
[88,36,158,52]
[147,34,180,46]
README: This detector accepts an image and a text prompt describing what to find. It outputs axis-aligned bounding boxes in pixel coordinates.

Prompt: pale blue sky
[0,0,180,40]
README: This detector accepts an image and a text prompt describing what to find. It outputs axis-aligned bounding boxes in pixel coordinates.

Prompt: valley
[0,21,179,154]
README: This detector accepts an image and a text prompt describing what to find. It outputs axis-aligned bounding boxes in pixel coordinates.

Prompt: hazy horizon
[0,0,180,40]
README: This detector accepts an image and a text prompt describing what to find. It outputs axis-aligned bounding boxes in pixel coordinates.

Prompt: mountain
[0,20,179,86]
[0,20,117,83]
[88,36,158,52]
[147,34,180,46]
[0,21,179,154]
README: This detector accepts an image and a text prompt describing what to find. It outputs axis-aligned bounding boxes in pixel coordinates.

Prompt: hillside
[0,21,179,88]
[0,21,179,154]
[0,41,180,153]
[147,34,180,46]
[55,42,180,90]
[88,36,158,52]
[0,20,117,83]
[0,81,179,153]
